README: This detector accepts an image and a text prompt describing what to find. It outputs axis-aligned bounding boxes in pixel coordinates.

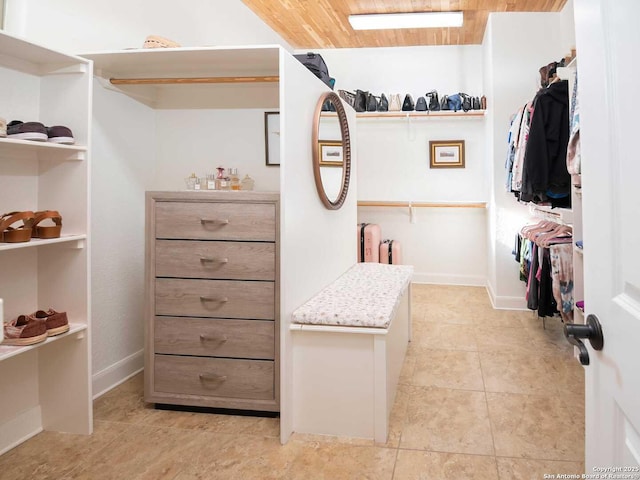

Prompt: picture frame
[318,140,344,167]
[264,111,280,166]
[429,140,465,169]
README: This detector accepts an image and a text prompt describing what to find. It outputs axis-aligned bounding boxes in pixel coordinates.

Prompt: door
[575,0,640,471]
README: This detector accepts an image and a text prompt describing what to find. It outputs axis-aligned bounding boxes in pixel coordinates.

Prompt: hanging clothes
[515,221,574,320]
[566,71,581,186]
[520,79,571,207]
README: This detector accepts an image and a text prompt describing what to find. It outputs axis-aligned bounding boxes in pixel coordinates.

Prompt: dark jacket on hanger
[520,80,570,205]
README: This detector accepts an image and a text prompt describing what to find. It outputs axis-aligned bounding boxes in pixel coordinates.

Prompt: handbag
[426,90,440,111]
[415,96,428,111]
[472,96,481,110]
[481,95,487,110]
[338,90,356,109]
[460,93,472,112]
[378,93,389,112]
[440,95,450,111]
[402,94,414,111]
[447,93,462,112]
[354,89,368,112]
[389,94,402,111]
[366,93,378,112]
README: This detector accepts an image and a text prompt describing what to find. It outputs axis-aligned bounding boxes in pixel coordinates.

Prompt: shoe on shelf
[26,210,62,239]
[7,121,48,142]
[2,315,48,346]
[29,308,69,336]
[47,125,74,145]
[142,35,181,49]
[0,211,35,243]
[0,117,6,138]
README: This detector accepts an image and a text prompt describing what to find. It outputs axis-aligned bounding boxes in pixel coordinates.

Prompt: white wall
[279,54,358,441]
[483,6,576,308]
[311,46,487,285]
[153,109,280,192]
[3,0,294,393]
[4,0,292,53]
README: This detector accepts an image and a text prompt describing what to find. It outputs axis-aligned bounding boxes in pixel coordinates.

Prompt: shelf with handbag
[338,89,487,119]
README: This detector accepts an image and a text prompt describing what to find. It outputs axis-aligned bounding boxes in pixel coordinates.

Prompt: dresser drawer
[155,278,274,319]
[155,240,275,281]
[154,317,274,359]
[155,202,275,241]
[154,355,274,400]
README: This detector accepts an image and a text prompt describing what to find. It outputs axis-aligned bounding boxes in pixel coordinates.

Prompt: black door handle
[563,314,604,365]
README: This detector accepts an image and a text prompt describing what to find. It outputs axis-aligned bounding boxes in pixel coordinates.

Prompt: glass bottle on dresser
[229,168,241,190]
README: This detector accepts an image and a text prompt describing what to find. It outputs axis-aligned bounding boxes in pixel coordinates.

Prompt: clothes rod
[109,76,279,85]
[358,201,487,208]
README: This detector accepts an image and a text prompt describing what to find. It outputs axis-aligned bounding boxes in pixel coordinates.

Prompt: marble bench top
[291,263,414,329]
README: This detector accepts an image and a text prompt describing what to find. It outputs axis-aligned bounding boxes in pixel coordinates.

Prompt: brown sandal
[0,211,35,243]
[26,210,62,239]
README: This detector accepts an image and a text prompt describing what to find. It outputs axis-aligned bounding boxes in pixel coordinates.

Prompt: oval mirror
[312,91,351,210]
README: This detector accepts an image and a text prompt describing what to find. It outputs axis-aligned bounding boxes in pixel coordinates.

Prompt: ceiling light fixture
[348,11,463,30]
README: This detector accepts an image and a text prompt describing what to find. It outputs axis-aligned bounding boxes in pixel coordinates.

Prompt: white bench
[290,263,413,443]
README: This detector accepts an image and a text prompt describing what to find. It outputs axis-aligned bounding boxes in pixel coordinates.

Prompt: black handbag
[402,94,414,111]
[366,93,378,112]
[378,93,389,112]
[338,90,356,109]
[426,90,440,111]
[472,96,481,110]
[415,96,427,111]
[460,93,472,112]
[440,95,450,111]
[355,89,368,112]
[321,99,337,112]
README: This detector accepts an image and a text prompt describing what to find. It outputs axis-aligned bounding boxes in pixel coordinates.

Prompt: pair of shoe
[0,210,62,243]
[2,309,69,346]
[6,121,74,144]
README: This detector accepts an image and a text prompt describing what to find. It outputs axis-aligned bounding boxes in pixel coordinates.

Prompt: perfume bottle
[207,173,216,190]
[229,168,241,190]
[185,172,198,190]
[194,177,201,190]
[215,167,226,191]
[240,174,255,191]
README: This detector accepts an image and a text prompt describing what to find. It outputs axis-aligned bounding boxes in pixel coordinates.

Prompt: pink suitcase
[379,239,402,265]
[357,223,381,263]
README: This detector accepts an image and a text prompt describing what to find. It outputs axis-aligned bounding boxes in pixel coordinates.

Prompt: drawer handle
[199,334,228,343]
[200,218,229,225]
[198,373,227,384]
[199,296,229,303]
[199,256,229,264]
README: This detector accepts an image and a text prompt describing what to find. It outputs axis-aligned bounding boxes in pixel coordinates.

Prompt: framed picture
[318,141,344,167]
[264,111,280,166]
[429,140,465,168]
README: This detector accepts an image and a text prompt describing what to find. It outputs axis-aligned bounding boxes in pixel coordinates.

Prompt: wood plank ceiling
[240,0,567,48]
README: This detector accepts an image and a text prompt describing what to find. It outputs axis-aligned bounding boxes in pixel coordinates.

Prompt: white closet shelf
[0,234,87,252]
[0,323,88,362]
[81,46,281,109]
[529,203,573,225]
[0,138,87,160]
[0,31,89,75]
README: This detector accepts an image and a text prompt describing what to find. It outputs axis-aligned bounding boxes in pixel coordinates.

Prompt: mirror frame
[312,91,351,210]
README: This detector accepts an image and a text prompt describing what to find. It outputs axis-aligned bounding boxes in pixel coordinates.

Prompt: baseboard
[412,272,486,287]
[92,350,144,399]
[0,406,42,455]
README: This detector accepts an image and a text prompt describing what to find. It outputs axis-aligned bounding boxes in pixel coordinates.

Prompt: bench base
[290,287,410,443]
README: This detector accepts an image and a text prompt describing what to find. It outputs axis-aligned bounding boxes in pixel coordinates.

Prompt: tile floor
[0,285,585,479]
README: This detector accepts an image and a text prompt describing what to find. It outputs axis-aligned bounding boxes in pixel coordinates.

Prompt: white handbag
[389,94,402,111]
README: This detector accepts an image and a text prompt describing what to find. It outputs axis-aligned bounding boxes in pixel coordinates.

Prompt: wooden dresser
[145,191,280,412]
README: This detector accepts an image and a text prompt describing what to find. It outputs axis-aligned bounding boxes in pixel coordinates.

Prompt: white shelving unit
[0,31,92,454]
